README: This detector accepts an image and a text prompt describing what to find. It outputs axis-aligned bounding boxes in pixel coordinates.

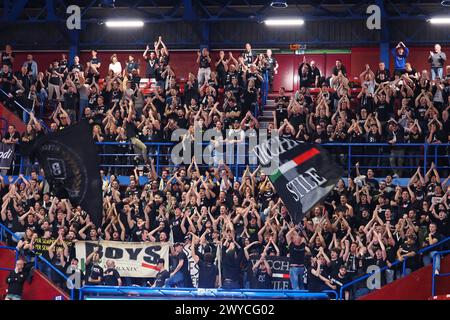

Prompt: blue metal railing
[10,142,450,181]
[339,236,450,300]
[0,88,50,132]
[79,286,334,300]
[0,222,74,300]
[261,70,269,110]
[431,249,450,297]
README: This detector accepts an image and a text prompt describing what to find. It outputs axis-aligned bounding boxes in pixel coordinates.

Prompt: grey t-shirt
[429,52,446,68]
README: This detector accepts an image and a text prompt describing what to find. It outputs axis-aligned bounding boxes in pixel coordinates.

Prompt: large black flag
[254,137,343,224]
[25,121,103,228]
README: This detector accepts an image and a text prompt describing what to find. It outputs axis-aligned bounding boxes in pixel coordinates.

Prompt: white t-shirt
[109,62,122,75]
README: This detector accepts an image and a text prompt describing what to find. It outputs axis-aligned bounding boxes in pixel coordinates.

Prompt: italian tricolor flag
[272,273,290,279]
[270,148,321,182]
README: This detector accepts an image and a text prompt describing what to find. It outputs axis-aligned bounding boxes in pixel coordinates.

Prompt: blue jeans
[164,271,185,287]
[79,98,89,121]
[431,67,443,80]
[243,272,251,289]
[385,269,395,284]
[289,266,305,290]
[222,279,240,289]
[423,251,441,271]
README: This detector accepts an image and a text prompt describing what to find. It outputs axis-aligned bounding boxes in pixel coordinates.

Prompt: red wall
[0,102,27,133]
[360,255,450,300]
[351,47,380,78]
[0,244,70,300]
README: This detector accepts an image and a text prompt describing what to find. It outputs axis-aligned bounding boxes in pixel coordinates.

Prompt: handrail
[79,285,332,300]
[0,222,22,242]
[93,141,450,147]
[0,222,74,300]
[339,236,450,300]
[0,88,50,132]
[261,70,269,113]
[431,249,450,297]
[91,141,450,147]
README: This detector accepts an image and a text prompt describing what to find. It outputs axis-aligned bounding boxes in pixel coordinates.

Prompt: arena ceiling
[1,0,448,23]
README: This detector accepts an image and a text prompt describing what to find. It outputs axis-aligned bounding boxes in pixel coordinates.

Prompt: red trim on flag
[292,148,320,166]
[141,262,160,271]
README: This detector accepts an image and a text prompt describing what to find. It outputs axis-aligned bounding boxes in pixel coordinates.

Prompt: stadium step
[359,254,450,300]
[0,102,27,133]
[0,241,70,300]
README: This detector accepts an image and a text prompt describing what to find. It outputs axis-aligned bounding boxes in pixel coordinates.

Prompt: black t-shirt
[199,55,210,69]
[198,260,218,288]
[253,268,272,289]
[289,243,306,266]
[6,270,26,296]
[375,102,393,122]
[154,269,170,287]
[177,251,189,276]
[63,92,78,110]
[376,69,391,83]
[69,63,83,72]
[242,50,255,66]
[103,268,121,286]
[47,67,61,85]
[275,107,288,126]
[4,131,20,144]
[332,65,347,77]
[125,121,138,139]
[126,61,139,74]
[399,242,419,269]
[330,273,351,294]
[0,70,14,91]
[366,132,381,144]
[328,258,344,278]
[266,56,277,72]
[1,51,15,67]
[307,268,325,292]
[90,57,101,66]
[85,263,104,285]
[222,247,243,282]
[145,58,158,78]
[170,217,185,243]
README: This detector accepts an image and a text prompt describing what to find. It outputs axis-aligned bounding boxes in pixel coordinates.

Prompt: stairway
[0,242,70,300]
[359,254,450,300]
[259,93,294,129]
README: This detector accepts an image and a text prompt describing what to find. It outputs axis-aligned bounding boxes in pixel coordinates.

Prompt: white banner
[75,241,170,278]
[183,246,199,288]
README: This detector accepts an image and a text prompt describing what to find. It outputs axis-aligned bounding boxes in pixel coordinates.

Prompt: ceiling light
[429,17,450,24]
[264,19,304,26]
[105,20,144,28]
[270,1,288,8]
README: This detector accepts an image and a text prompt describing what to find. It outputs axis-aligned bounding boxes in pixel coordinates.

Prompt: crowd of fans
[1,39,450,300]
